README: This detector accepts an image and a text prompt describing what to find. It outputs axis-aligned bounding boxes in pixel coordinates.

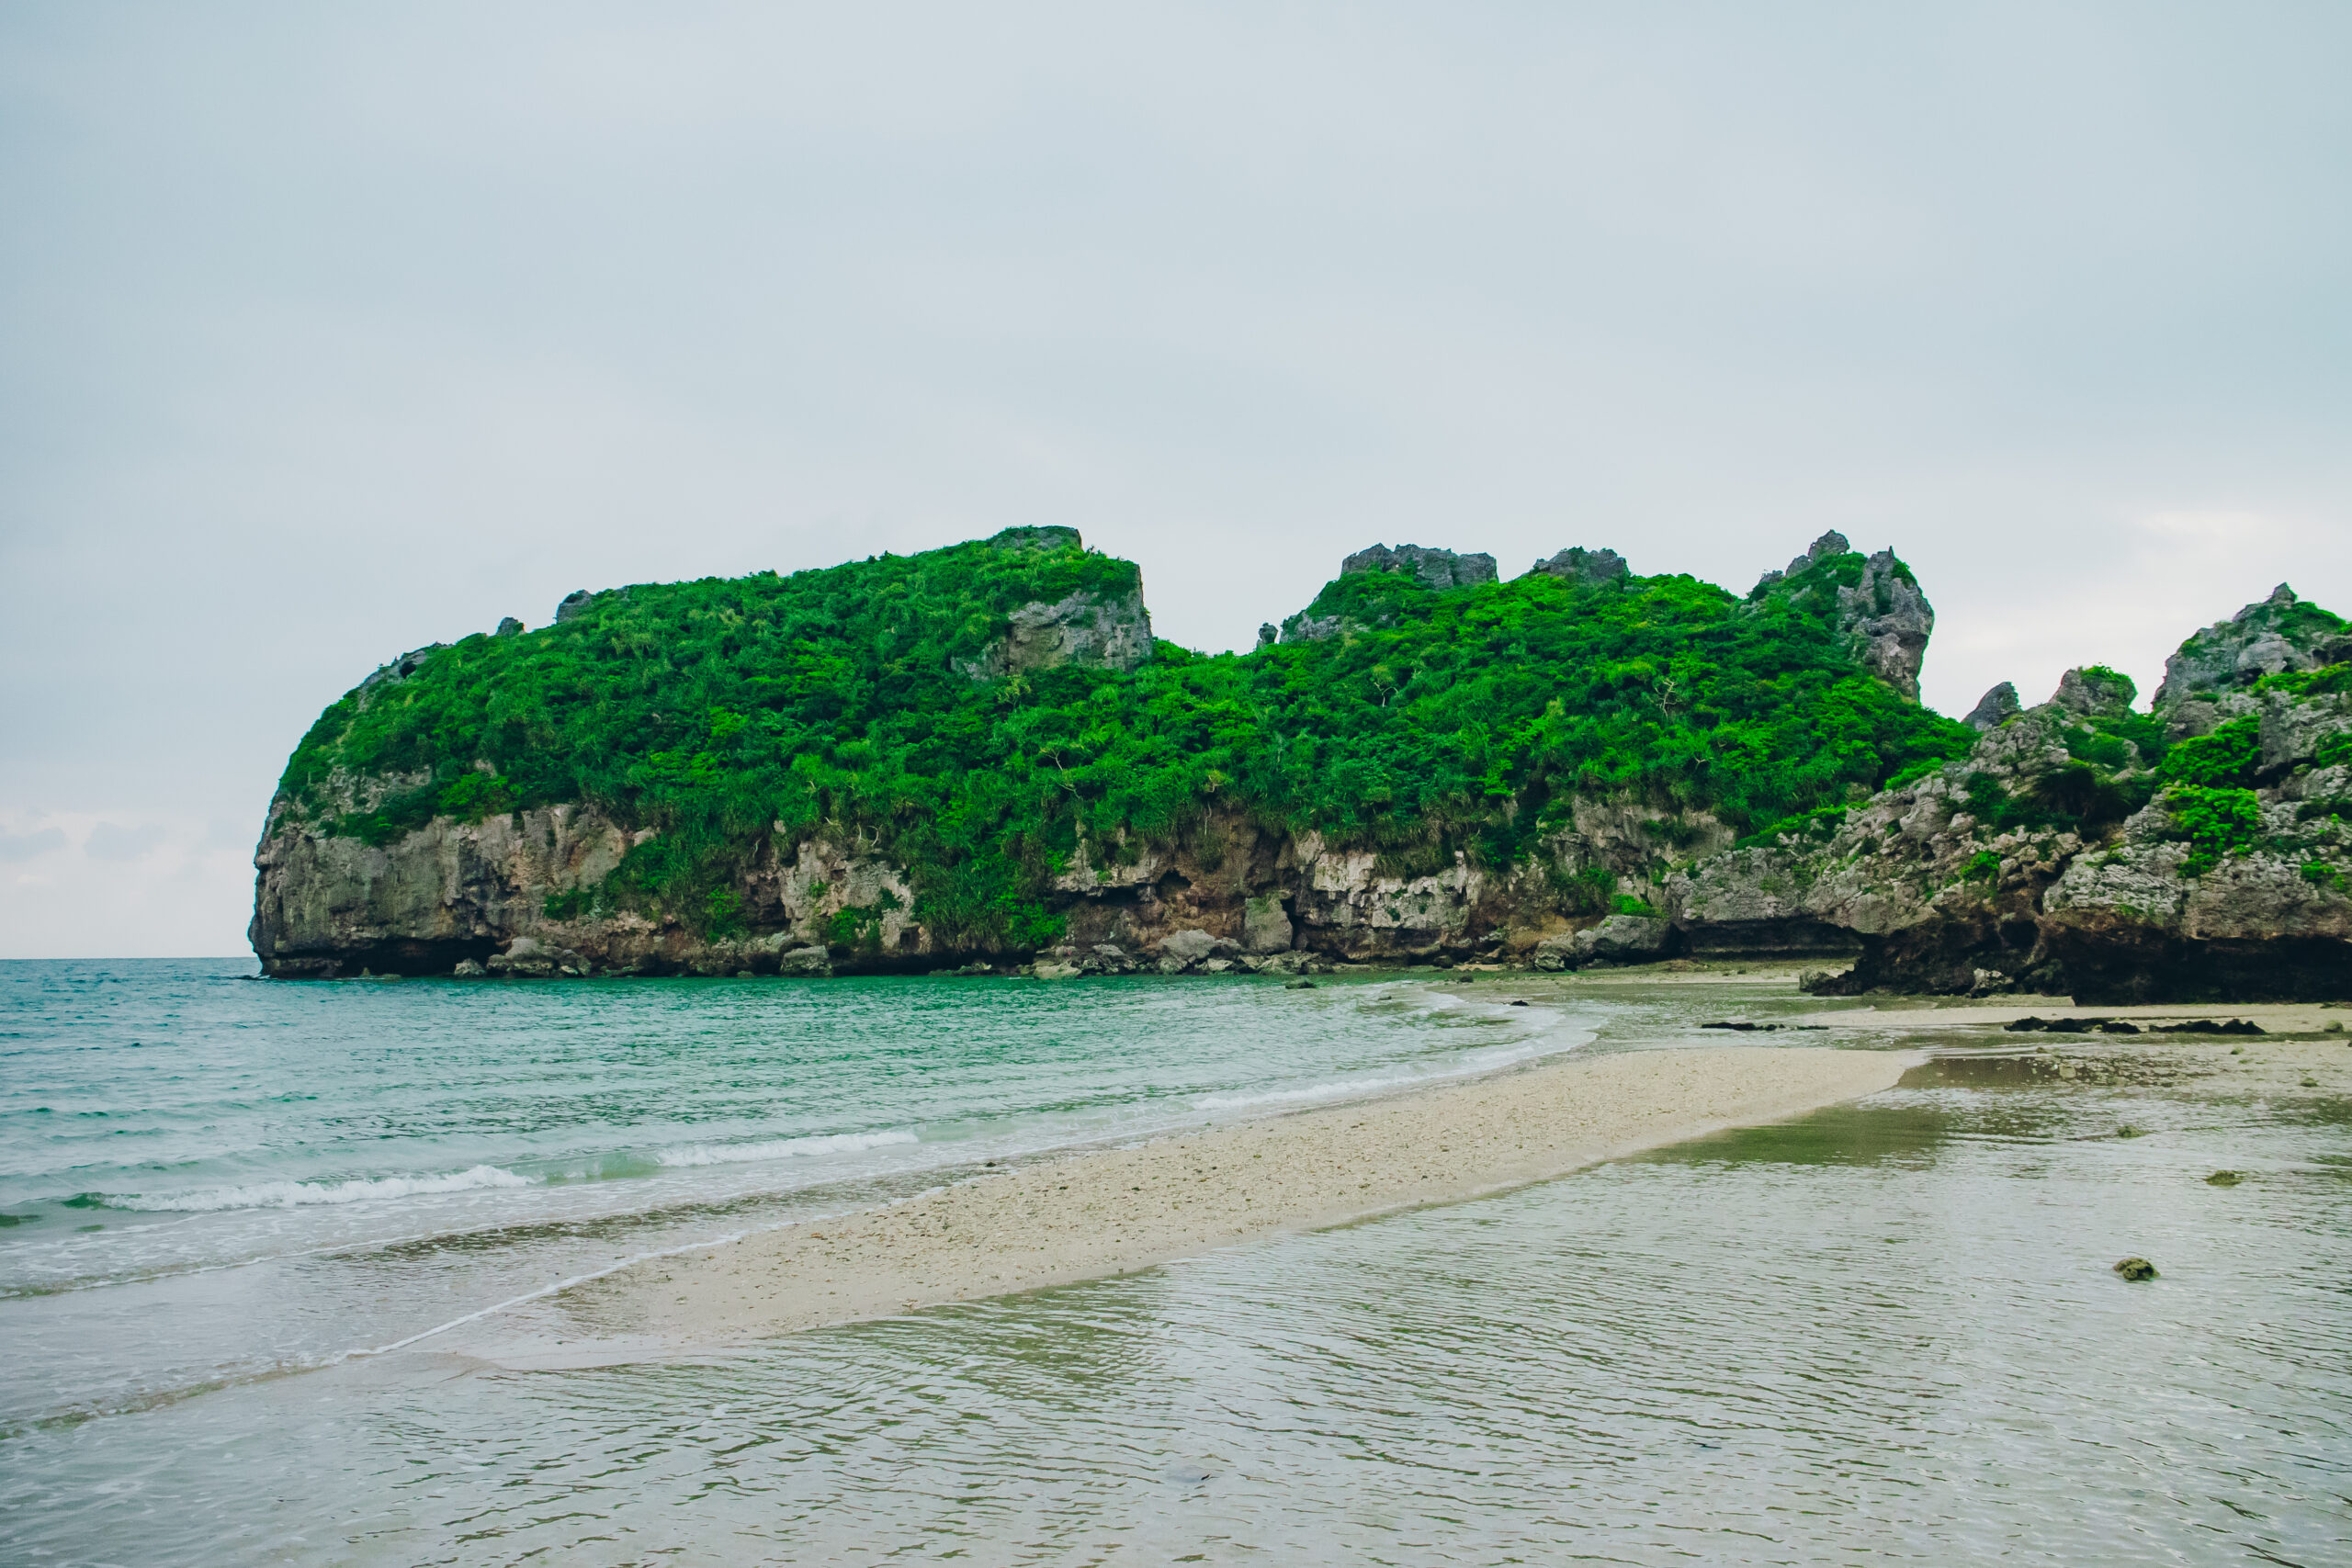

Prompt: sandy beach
[526,1044,1911,1359]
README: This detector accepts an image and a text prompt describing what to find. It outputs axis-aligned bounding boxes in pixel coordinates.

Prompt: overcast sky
[4,2,2348,957]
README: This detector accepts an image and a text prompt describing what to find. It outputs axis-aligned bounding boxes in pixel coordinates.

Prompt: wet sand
[522,1045,1909,1361]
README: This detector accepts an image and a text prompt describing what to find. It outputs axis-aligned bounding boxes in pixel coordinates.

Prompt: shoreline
[481,1044,1913,1366]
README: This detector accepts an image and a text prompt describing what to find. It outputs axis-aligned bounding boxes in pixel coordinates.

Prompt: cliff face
[1670,591,2352,1003]
[258,533,2341,999]
[252,796,1731,977]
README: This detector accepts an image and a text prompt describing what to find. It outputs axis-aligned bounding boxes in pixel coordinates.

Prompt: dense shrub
[276,533,1975,939]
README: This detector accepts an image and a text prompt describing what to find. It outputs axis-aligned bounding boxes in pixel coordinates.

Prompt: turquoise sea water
[1,960,2346,1564]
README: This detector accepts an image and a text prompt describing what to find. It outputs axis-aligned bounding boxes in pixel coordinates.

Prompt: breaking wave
[106,1164,537,1213]
[655,1129,921,1168]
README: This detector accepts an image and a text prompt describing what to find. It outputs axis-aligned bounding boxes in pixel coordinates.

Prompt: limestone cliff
[1670,591,2352,1002]
[252,521,2346,998]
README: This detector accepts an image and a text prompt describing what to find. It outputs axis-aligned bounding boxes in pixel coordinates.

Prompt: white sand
[538,1045,1909,1356]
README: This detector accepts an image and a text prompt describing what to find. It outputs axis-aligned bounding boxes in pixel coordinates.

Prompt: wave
[1195,1017,1584,1111]
[654,1129,920,1168]
[105,1164,537,1213]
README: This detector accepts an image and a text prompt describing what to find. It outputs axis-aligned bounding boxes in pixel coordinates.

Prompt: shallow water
[3,963,2346,1564]
[0,960,1586,1433]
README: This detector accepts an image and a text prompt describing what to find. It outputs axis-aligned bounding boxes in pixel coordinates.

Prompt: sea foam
[109,1164,536,1212]
[655,1129,920,1168]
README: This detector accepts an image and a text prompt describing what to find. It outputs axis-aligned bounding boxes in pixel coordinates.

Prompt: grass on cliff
[275,532,1975,945]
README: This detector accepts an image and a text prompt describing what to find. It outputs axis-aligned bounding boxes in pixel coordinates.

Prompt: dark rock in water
[1340,543,1498,591]
[2154,1019,2266,1035]
[1964,682,2022,732]
[2004,1017,2050,1032]
[1509,998,1530,1007]
[2115,1124,2145,1138]
[1702,1020,1773,1032]
[2098,1021,2141,1034]
[776,945,832,977]
[1528,547,1630,587]
[2111,1257,2158,1281]
[2205,1170,2241,1186]
[1283,978,1317,989]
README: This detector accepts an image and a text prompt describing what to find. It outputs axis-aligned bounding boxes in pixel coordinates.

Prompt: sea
[0,958,2344,1565]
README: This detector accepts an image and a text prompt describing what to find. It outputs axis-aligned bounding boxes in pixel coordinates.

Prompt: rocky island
[252,527,2350,1000]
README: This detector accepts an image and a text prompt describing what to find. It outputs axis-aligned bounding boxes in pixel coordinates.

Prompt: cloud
[0,828,65,863]
[85,821,169,862]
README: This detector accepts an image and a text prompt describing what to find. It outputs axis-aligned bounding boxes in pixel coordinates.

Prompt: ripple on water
[2,1067,2345,1566]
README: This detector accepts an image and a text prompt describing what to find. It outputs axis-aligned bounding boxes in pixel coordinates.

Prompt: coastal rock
[1281,614,1347,645]
[2052,666,2136,719]
[555,590,594,622]
[2111,1257,2158,1281]
[1965,682,2022,731]
[2154,583,2347,714]
[776,944,832,976]
[1751,530,1849,593]
[495,617,524,637]
[1668,604,2352,1001]
[489,935,584,976]
[1242,895,1295,953]
[1573,914,1672,964]
[1528,547,1630,587]
[1255,622,1277,650]
[1748,533,1933,700]
[958,585,1154,678]
[1837,549,1934,702]
[1340,544,1498,591]
[1156,929,1239,967]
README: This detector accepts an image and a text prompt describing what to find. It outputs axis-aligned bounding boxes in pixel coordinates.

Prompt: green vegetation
[2158,716,2260,788]
[275,531,1974,944]
[2162,785,2265,877]
[2255,661,2352,699]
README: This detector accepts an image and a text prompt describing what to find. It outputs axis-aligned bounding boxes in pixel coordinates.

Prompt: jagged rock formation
[2154,584,2352,733]
[954,529,1154,677]
[2052,665,2136,718]
[1671,589,2351,1002]
[255,528,2343,999]
[1528,547,1630,586]
[1965,682,2021,731]
[1836,548,1934,702]
[1749,531,1934,701]
[1282,542,1498,643]
[1340,543,1498,591]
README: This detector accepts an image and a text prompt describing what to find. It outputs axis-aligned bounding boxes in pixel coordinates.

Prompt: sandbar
[537,1044,1910,1357]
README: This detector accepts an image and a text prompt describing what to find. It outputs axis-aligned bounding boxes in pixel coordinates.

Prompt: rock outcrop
[954,530,1155,677]
[2154,583,2352,732]
[252,537,2346,1002]
[1671,588,2350,1002]
[1836,548,1934,702]
[1750,532,1934,701]
[1965,682,2022,731]
[1340,544,1498,591]
[1527,547,1630,586]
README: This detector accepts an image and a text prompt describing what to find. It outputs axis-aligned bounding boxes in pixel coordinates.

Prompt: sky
[3,2,2348,958]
